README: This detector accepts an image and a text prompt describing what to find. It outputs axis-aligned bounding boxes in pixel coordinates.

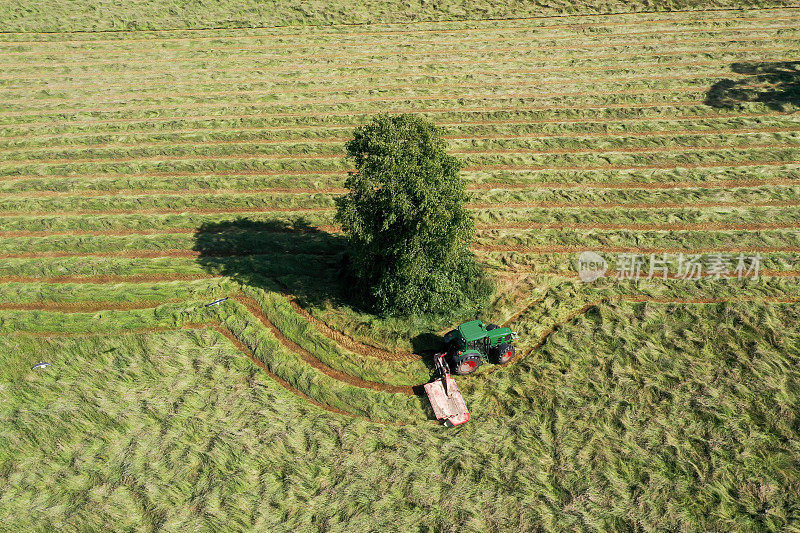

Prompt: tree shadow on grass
[193,217,450,377]
[193,217,355,309]
[705,61,800,111]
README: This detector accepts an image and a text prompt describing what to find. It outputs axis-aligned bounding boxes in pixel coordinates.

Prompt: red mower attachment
[424,353,470,427]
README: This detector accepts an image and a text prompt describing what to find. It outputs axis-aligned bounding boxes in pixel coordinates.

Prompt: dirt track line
[1,109,781,132]
[477,221,800,231]
[235,295,416,394]
[0,188,347,198]
[4,125,800,153]
[506,270,800,279]
[474,244,800,254]
[0,170,348,182]
[504,293,800,361]
[0,206,335,217]
[3,8,798,39]
[463,160,800,173]
[0,273,221,284]
[284,296,416,362]
[6,139,799,168]
[470,178,800,191]
[468,199,800,210]
[211,325,385,420]
[0,226,342,237]
[0,153,344,166]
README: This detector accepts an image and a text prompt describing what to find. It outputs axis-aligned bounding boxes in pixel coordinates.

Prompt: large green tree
[335,114,493,316]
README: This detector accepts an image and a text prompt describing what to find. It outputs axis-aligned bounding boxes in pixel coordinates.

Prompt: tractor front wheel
[494,343,515,365]
[453,355,481,375]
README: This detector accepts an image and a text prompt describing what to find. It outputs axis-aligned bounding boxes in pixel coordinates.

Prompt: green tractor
[441,319,518,375]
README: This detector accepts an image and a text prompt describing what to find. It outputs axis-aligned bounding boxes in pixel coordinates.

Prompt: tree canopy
[335,114,493,316]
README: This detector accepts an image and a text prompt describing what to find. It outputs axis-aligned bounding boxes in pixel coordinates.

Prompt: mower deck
[424,373,470,426]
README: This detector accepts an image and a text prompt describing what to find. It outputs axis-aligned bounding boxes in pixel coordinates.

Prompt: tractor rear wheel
[486,323,500,330]
[494,343,515,364]
[453,355,481,375]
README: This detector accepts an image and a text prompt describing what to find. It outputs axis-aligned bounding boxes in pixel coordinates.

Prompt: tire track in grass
[211,325,366,418]
[500,293,800,364]
[284,296,417,362]
[1,296,419,417]
[235,295,416,394]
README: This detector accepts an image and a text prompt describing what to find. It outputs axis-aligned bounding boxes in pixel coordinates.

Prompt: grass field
[2,4,800,531]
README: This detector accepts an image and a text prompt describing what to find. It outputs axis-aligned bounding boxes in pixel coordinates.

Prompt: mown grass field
[2,5,800,531]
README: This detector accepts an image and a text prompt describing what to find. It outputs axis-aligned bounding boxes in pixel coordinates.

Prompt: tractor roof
[458,320,487,342]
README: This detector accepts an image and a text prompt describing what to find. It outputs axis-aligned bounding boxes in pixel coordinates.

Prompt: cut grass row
[6,181,800,214]
[4,11,797,49]
[4,131,800,164]
[2,109,789,139]
[3,166,800,197]
[0,92,734,122]
[5,7,798,40]
[2,252,799,284]
[3,227,800,256]
[4,205,800,234]
[2,147,798,179]
[1,298,428,421]
[3,41,798,85]
[3,115,797,149]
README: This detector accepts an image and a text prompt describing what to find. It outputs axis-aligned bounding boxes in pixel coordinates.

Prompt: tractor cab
[442,319,518,375]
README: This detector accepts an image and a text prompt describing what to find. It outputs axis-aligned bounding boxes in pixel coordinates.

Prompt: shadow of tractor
[705,60,800,111]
